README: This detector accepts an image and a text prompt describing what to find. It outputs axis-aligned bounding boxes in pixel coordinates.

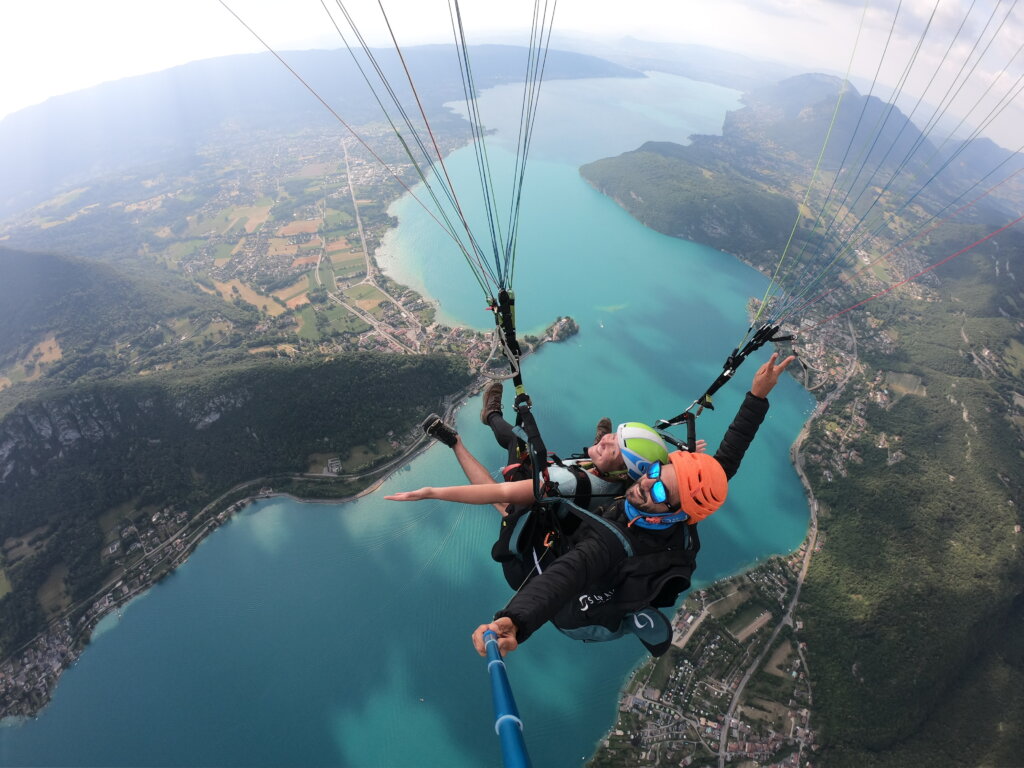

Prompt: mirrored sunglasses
[645,461,669,505]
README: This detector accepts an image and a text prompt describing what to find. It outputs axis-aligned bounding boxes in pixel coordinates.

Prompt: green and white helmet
[616,422,670,481]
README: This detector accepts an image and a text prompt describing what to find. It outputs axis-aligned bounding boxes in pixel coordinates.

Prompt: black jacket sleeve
[495,532,621,644]
[713,392,770,480]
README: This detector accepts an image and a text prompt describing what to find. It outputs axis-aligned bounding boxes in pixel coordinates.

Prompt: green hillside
[581,74,1024,765]
[581,141,797,257]
[0,352,471,655]
[0,247,258,400]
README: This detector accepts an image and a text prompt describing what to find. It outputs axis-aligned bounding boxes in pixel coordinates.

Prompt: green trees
[577,73,1024,765]
[581,143,797,260]
[799,251,1024,760]
[0,352,471,653]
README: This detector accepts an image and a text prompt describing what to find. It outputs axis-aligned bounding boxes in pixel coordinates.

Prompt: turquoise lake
[0,72,814,767]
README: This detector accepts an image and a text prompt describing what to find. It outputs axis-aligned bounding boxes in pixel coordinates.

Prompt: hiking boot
[422,413,457,448]
[480,381,503,425]
[594,417,613,443]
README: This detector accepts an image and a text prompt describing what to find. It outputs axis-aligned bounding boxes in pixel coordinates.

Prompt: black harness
[491,493,701,657]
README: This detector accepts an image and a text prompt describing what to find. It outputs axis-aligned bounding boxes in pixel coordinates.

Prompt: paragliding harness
[489,466,701,657]
[489,399,704,659]
[486,290,695,656]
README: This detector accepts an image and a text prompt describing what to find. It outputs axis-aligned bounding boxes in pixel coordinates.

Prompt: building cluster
[593,560,817,767]
[0,620,74,719]
[0,500,245,721]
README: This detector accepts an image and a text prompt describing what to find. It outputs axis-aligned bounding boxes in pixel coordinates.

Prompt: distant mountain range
[549,35,802,92]
[581,73,1024,265]
[0,44,640,219]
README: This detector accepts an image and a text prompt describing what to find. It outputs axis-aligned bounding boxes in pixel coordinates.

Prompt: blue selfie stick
[483,629,531,768]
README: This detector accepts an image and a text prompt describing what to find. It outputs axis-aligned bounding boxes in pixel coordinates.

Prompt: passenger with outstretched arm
[470,352,796,657]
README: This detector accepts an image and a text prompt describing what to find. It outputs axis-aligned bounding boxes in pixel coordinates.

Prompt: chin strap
[622,499,689,530]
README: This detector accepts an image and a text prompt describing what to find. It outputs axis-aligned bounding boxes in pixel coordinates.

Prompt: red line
[802,210,1024,333]
[783,165,1024,324]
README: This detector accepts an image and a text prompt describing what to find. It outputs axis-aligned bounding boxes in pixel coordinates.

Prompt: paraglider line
[802,210,1024,333]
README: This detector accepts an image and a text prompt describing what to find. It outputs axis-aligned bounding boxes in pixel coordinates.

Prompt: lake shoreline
[0,318,581,724]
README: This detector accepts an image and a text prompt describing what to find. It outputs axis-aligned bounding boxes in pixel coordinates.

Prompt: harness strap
[542,498,634,558]
[564,464,593,511]
[511,413,550,503]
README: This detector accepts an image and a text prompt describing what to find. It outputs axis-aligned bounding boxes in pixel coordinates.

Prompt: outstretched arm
[451,437,505,514]
[488,533,620,649]
[385,478,536,508]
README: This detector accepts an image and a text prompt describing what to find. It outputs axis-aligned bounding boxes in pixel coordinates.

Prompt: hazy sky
[2,1,1021,147]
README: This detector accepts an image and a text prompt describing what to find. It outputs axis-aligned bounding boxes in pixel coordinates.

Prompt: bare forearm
[417,480,531,506]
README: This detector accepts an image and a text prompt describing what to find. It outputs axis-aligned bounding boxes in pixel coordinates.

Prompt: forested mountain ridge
[0,352,471,656]
[581,139,799,258]
[580,74,1024,764]
[799,237,1024,766]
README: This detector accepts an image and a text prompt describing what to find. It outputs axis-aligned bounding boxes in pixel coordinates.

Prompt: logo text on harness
[577,590,615,612]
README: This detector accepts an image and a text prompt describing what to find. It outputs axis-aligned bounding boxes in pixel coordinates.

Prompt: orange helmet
[668,451,728,523]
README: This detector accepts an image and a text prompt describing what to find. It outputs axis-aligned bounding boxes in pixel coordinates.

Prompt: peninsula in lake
[581,72,1024,767]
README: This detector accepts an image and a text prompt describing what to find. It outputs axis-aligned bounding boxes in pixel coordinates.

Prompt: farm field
[740,696,792,729]
[267,237,299,259]
[294,303,371,341]
[163,238,206,267]
[212,242,235,266]
[724,598,770,636]
[37,564,71,619]
[316,262,338,292]
[98,501,138,542]
[3,527,52,570]
[733,609,772,642]
[708,588,751,619]
[324,303,370,333]
[332,252,365,280]
[2,334,63,386]
[324,210,353,230]
[277,219,319,236]
[212,279,285,316]
[0,568,10,600]
[885,371,927,399]
[188,203,272,237]
[273,275,312,305]
[344,283,388,318]
[195,320,233,345]
[296,161,340,177]
[1004,338,1024,376]
[296,307,318,340]
[343,442,392,471]
[248,344,298,357]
